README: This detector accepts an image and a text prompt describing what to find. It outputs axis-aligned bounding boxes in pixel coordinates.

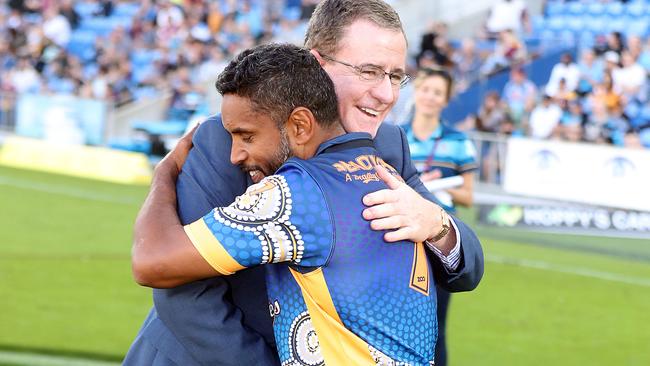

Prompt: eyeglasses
[320,54,411,88]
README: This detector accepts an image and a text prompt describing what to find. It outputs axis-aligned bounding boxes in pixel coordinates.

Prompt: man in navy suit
[123,1,484,365]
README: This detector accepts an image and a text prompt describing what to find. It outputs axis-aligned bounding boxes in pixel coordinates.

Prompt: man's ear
[310,49,326,66]
[286,107,316,146]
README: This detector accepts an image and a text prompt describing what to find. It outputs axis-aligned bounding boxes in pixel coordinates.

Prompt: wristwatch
[429,208,451,242]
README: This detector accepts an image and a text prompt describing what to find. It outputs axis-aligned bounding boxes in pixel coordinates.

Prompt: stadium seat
[566,2,585,16]
[131,65,156,84]
[113,3,141,17]
[108,138,151,154]
[131,120,188,136]
[132,86,160,101]
[80,17,117,35]
[605,2,624,16]
[639,128,650,148]
[531,15,546,36]
[578,31,596,49]
[627,19,650,37]
[545,1,565,17]
[565,16,584,33]
[108,15,133,31]
[586,16,607,34]
[558,30,576,48]
[66,30,97,63]
[586,2,605,16]
[626,1,647,17]
[546,16,566,32]
[74,2,100,19]
[607,16,627,33]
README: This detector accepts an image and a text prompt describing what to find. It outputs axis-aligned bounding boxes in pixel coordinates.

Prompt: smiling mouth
[359,107,380,117]
[247,169,266,183]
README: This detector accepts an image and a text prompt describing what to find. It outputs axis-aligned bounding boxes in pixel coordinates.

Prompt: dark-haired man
[133,42,441,366]
[124,1,483,365]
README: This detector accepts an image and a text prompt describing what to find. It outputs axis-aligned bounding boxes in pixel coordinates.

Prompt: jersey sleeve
[184,165,334,275]
[455,138,479,174]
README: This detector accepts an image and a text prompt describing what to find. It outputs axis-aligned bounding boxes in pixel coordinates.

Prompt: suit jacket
[123,116,484,365]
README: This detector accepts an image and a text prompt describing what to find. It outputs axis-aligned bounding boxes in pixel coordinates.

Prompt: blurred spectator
[476,90,511,182]
[477,91,510,134]
[545,53,579,98]
[577,48,604,95]
[93,0,115,17]
[558,101,584,142]
[168,66,203,120]
[626,35,643,61]
[637,37,650,72]
[451,38,482,92]
[502,67,537,133]
[604,50,621,72]
[480,30,527,75]
[596,31,625,57]
[484,0,529,37]
[8,56,41,93]
[300,0,320,20]
[585,80,619,116]
[603,105,631,145]
[623,131,644,149]
[417,21,452,67]
[583,102,609,143]
[235,1,265,40]
[59,0,80,30]
[42,5,71,47]
[197,47,228,84]
[612,51,647,101]
[553,78,577,104]
[528,94,562,139]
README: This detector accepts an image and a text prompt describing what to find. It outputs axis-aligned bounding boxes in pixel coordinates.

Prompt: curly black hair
[216,43,340,128]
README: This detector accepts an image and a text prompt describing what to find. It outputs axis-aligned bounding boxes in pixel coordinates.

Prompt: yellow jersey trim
[289,268,376,366]
[184,220,246,275]
[409,242,430,296]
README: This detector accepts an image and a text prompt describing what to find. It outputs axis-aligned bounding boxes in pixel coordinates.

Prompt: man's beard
[267,126,292,174]
[240,126,292,183]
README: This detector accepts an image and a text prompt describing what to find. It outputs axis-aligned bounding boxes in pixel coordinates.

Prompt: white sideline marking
[487,254,650,287]
[0,350,121,366]
[0,175,142,205]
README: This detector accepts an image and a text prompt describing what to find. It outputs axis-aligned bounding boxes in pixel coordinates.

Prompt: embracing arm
[149,118,279,366]
[131,127,221,288]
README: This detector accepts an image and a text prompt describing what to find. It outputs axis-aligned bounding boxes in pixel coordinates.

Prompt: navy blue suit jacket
[123,116,484,365]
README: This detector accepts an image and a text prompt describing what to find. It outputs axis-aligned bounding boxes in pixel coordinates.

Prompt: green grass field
[1,166,648,365]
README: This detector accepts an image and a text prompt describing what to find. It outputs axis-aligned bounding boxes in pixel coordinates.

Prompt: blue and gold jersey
[185,133,437,366]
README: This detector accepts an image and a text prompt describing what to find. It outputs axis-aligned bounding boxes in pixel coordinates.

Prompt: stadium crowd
[2,0,649,152]
[0,0,310,122]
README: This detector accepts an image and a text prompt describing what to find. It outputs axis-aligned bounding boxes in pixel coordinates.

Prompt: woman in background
[403,67,478,366]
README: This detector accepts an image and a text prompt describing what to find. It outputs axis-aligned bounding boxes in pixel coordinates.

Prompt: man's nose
[230,144,247,166]
[370,75,397,105]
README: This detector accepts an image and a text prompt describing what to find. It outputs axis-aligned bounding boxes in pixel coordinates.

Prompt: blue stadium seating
[113,3,140,17]
[626,1,647,17]
[74,2,100,19]
[586,2,605,16]
[545,1,565,17]
[605,2,624,16]
[567,2,585,16]
[66,30,97,63]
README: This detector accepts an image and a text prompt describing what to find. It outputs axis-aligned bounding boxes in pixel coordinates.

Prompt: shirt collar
[315,132,373,155]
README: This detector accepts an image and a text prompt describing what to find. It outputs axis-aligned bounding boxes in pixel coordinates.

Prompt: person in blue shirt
[403,67,478,366]
[124,1,484,365]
